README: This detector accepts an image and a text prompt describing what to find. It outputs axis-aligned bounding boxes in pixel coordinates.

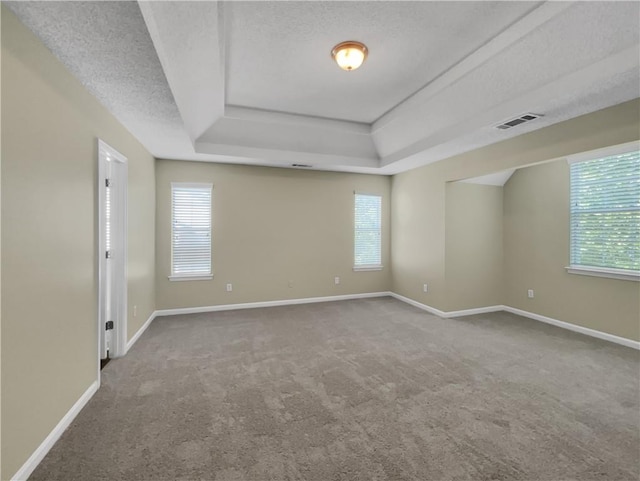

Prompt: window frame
[353,192,383,271]
[169,182,213,281]
[565,141,640,282]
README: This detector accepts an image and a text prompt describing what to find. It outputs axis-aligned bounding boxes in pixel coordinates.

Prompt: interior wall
[391,98,640,314]
[156,160,391,310]
[445,183,504,310]
[504,160,640,341]
[1,3,638,476]
[0,19,3,475]
[1,7,156,479]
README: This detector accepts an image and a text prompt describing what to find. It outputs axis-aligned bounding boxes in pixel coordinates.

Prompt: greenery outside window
[567,142,639,281]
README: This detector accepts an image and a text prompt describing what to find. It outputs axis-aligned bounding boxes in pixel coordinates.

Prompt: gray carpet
[30,297,640,480]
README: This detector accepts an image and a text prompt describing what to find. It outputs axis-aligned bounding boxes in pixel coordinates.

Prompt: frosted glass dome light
[331,41,368,71]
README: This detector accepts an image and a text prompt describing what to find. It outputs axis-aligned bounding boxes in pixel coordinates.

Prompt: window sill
[565,266,640,282]
[168,274,213,282]
[353,265,383,272]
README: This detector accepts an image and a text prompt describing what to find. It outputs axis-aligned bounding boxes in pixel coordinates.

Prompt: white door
[98,140,128,361]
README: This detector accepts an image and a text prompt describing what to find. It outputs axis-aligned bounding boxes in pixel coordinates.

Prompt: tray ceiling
[5,1,639,174]
[225,1,540,123]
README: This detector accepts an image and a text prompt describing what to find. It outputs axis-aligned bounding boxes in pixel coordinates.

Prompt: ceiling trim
[378,42,640,168]
[185,0,586,172]
[224,105,371,134]
[194,39,639,173]
[194,141,379,169]
[371,1,575,133]
[9,0,636,176]
[139,0,636,174]
[138,1,225,141]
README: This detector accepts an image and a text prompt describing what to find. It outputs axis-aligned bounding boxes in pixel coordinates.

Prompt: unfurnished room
[1,1,639,480]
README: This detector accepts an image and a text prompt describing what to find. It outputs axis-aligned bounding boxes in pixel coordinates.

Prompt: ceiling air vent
[292,164,312,168]
[495,113,543,130]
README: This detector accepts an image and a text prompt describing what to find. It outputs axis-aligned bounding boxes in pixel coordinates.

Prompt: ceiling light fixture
[331,41,368,71]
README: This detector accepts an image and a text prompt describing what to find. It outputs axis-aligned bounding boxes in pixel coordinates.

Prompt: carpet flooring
[30,297,640,480]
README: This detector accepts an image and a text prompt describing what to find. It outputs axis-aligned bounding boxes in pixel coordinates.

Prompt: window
[354,193,382,270]
[170,183,212,280]
[568,143,639,281]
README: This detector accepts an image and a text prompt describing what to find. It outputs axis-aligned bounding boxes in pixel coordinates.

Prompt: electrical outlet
[133,305,138,317]
[423,284,428,293]
[226,283,233,292]
[335,277,340,285]
[288,281,293,288]
[528,289,534,298]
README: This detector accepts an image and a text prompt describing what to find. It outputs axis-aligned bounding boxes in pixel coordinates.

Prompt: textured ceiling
[4,1,639,175]
[4,1,191,156]
[225,1,540,123]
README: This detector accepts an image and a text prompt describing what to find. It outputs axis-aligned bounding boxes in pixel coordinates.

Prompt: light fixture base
[331,41,368,71]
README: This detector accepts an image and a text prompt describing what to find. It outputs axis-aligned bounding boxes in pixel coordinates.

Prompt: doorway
[98,140,128,367]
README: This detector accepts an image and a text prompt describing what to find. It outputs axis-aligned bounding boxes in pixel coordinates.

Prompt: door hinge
[105,178,111,187]
[106,250,111,259]
[106,320,114,330]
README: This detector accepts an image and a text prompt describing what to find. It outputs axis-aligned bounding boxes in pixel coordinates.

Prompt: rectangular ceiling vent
[495,113,543,130]
[292,164,312,168]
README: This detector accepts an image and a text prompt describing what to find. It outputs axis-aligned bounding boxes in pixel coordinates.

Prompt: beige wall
[156,160,391,309]
[1,7,156,479]
[504,160,640,341]
[392,99,640,317]
[1,3,638,476]
[445,183,504,310]
[0,18,3,473]
[391,169,447,307]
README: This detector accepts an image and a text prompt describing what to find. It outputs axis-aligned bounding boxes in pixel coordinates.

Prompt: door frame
[97,139,128,366]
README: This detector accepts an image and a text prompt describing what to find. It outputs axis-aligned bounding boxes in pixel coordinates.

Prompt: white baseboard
[124,293,391,354]
[502,306,640,350]
[129,291,640,354]
[388,292,503,318]
[445,305,505,318]
[125,310,158,353]
[388,292,449,317]
[388,292,640,350]
[154,291,392,317]
[11,380,99,481]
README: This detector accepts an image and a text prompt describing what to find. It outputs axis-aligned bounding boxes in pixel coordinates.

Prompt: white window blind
[570,149,639,273]
[171,183,212,277]
[354,193,382,268]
